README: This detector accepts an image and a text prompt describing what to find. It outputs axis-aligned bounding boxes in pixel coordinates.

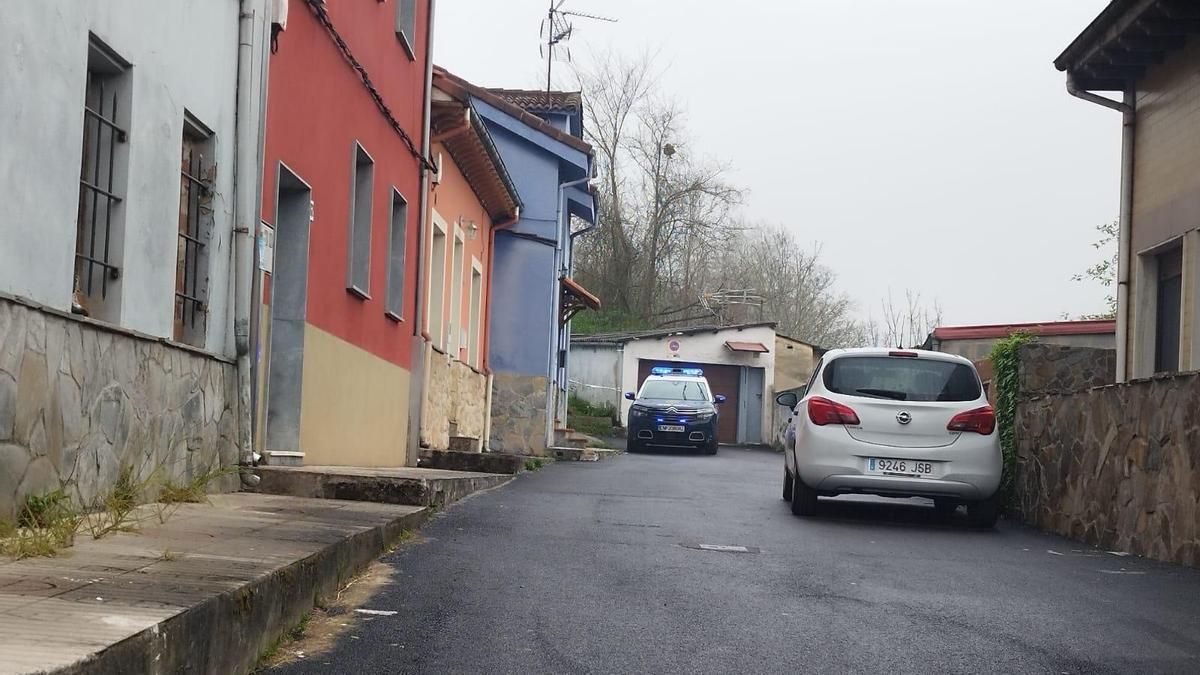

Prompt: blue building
[434,69,599,455]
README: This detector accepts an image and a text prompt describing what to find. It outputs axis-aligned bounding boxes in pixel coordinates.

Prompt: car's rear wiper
[855,388,908,400]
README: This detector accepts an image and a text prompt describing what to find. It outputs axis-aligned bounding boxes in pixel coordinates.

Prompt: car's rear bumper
[794,426,1001,501]
[812,474,989,500]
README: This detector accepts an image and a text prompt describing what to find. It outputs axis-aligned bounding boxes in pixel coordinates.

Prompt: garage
[570,323,776,445]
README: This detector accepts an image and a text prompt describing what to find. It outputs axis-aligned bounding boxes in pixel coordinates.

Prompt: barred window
[74,36,130,320]
[175,114,215,346]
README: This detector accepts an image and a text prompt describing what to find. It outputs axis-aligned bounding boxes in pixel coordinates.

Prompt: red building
[256,0,431,467]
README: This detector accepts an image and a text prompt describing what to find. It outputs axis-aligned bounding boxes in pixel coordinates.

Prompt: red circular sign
[668,340,680,352]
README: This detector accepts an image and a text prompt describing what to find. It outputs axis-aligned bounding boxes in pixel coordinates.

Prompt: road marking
[355,609,398,616]
[1099,569,1146,575]
[695,544,757,553]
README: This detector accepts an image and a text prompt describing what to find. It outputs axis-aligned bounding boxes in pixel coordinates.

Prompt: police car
[624,367,726,455]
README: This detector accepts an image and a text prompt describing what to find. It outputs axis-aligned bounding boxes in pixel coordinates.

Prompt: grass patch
[158,466,236,504]
[523,458,545,472]
[0,490,81,559]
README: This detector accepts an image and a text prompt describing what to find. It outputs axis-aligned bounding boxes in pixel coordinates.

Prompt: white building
[570,323,777,445]
[0,1,270,517]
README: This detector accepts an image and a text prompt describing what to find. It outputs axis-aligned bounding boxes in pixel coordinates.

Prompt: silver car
[777,348,1003,528]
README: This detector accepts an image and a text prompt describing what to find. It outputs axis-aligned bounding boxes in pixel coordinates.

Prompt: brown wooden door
[636,360,740,444]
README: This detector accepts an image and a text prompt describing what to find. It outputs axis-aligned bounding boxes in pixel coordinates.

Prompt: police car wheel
[625,437,642,454]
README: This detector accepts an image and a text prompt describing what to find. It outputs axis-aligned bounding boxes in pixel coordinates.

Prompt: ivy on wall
[987,332,1032,507]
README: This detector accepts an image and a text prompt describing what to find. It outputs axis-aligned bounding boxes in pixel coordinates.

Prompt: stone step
[251,465,511,508]
[550,446,622,462]
[448,435,481,453]
[418,450,544,475]
[262,450,305,467]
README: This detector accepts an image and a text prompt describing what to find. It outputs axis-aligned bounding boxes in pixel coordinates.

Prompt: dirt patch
[258,532,421,670]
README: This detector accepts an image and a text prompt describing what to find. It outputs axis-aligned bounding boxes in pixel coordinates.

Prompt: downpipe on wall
[1065,74,1134,382]
[544,174,593,449]
[234,1,268,486]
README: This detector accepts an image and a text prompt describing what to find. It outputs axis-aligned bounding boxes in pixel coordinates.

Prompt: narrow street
[270,449,1200,674]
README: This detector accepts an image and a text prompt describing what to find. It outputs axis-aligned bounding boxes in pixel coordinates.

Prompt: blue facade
[474,96,595,384]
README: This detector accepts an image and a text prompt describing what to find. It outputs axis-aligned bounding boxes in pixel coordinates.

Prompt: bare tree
[863,290,944,348]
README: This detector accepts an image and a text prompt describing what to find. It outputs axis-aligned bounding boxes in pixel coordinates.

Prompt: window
[73,35,130,321]
[638,380,712,401]
[823,356,981,402]
[467,262,482,366]
[395,0,417,59]
[347,142,374,297]
[385,189,408,320]
[428,217,447,348]
[448,230,464,356]
[174,114,214,346]
[1155,247,1183,373]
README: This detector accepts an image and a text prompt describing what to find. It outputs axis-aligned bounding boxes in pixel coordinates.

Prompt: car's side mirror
[714,394,727,404]
[775,391,799,408]
[624,392,636,401]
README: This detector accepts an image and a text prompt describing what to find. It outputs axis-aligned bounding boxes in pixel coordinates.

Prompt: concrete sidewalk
[0,493,428,675]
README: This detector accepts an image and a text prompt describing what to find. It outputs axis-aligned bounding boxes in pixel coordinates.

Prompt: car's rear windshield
[639,379,711,401]
[822,356,981,402]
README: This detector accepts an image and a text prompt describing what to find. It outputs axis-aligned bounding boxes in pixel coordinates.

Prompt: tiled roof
[433,67,592,155]
[488,88,582,113]
[932,319,1116,341]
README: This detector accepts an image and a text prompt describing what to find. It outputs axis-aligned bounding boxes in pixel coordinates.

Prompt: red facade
[261,0,428,370]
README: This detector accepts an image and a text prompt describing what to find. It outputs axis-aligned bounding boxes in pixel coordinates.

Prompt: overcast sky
[437,0,1117,327]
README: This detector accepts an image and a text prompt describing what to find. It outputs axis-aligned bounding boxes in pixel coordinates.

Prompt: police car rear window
[639,380,711,401]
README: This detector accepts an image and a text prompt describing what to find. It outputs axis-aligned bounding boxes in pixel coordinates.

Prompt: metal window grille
[74,68,127,306]
[175,132,212,343]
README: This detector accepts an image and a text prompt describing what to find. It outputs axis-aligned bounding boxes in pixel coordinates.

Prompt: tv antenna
[540,0,616,105]
[700,289,766,325]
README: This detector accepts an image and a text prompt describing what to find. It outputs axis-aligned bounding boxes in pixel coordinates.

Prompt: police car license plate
[658,424,685,433]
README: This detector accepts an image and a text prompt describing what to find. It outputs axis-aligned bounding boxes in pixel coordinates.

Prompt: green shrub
[987,332,1032,509]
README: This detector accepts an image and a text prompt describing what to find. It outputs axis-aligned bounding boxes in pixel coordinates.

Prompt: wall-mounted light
[459,217,479,240]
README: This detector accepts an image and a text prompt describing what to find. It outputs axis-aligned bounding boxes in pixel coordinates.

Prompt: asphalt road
[271,447,1200,674]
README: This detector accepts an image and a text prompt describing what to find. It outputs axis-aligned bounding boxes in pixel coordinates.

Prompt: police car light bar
[650,367,704,376]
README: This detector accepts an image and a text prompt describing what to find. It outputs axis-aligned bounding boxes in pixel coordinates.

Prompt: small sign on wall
[259,223,275,274]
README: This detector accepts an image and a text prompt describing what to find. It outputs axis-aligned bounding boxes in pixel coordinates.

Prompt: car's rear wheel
[933,498,958,516]
[967,494,1000,529]
[782,467,794,501]
[790,475,818,516]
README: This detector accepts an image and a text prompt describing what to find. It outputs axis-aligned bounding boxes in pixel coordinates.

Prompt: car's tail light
[889,350,918,358]
[947,406,996,435]
[808,396,860,426]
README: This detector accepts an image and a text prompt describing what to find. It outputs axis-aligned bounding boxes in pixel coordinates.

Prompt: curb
[53,507,430,675]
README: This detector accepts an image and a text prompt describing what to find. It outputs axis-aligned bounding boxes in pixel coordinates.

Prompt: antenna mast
[541,0,616,104]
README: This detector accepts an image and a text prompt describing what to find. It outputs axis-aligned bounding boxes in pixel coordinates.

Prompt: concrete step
[550,446,623,462]
[252,465,511,508]
[448,435,480,452]
[262,450,305,467]
[418,449,546,475]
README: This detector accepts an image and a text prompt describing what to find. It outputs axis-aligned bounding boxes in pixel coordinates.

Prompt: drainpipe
[1066,74,1134,382]
[406,0,436,465]
[413,0,436,340]
[234,0,267,486]
[545,174,592,450]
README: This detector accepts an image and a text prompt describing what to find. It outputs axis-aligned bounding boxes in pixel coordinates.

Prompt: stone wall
[0,296,239,519]
[1017,343,1116,397]
[488,372,548,456]
[421,348,488,452]
[1014,372,1200,567]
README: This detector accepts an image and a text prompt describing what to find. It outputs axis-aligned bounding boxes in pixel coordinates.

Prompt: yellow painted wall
[774,336,816,392]
[299,324,411,466]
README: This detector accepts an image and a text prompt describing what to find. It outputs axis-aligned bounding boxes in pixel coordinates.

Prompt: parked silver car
[777,348,1003,528]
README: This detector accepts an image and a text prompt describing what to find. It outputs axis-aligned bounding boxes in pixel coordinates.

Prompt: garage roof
[572,322,777,345]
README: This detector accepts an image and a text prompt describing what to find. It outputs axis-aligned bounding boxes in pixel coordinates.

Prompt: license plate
[866,458,934,476]
[658,425,685,433]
